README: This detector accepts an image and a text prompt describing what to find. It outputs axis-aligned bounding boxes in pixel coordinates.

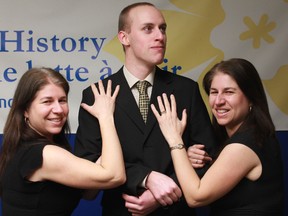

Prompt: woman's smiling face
[24,82,69,140]
[209,72,251,136]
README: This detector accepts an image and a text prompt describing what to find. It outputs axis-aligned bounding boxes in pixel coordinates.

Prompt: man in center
[75,2,216,215]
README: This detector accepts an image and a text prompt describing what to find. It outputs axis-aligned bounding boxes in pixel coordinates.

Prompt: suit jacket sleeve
[184,81,217,176]
[74,86,102,162]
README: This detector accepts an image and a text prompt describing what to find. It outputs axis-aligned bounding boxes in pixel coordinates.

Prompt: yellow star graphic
[262,65,288,115]
[240,14,276,48]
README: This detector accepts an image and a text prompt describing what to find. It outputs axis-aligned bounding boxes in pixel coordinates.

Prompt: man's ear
[118,31,130,46]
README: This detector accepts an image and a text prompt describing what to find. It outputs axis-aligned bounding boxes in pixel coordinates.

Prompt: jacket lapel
[113,69,146,132]
[144,67,174,138]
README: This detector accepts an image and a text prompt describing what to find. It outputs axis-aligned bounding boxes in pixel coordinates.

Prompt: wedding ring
[160,110,166,114]
[196,160,198,164]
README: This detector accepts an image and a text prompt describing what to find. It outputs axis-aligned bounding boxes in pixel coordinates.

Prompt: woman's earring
[249,106,252,112]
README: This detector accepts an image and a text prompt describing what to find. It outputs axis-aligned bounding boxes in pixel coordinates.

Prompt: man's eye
[144,26,152,31]
[160,26,166,33]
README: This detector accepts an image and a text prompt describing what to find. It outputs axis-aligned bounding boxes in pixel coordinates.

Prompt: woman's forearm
[98,116,126,186]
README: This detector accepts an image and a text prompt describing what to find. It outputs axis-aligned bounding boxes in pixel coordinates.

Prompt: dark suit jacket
[74,66,217,216]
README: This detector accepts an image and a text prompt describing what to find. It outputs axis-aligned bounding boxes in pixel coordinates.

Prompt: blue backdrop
[0,131,287,216]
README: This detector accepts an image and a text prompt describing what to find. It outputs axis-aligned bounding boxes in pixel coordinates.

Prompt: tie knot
[136,81,150,94]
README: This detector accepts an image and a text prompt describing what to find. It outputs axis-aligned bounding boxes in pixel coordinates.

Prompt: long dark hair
[0,67,70,195]
[203,58,275,146]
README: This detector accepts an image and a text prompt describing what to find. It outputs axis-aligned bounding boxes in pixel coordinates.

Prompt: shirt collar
[123,66,155,88]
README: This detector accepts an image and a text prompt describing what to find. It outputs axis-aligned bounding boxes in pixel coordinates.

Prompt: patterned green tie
[136,81,150,123]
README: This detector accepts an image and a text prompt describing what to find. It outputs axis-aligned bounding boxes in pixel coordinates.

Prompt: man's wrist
[140,171,151,189]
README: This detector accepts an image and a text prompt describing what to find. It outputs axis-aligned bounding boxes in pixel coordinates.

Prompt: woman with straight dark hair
[0,67,125,215]
[151,58,284,215]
